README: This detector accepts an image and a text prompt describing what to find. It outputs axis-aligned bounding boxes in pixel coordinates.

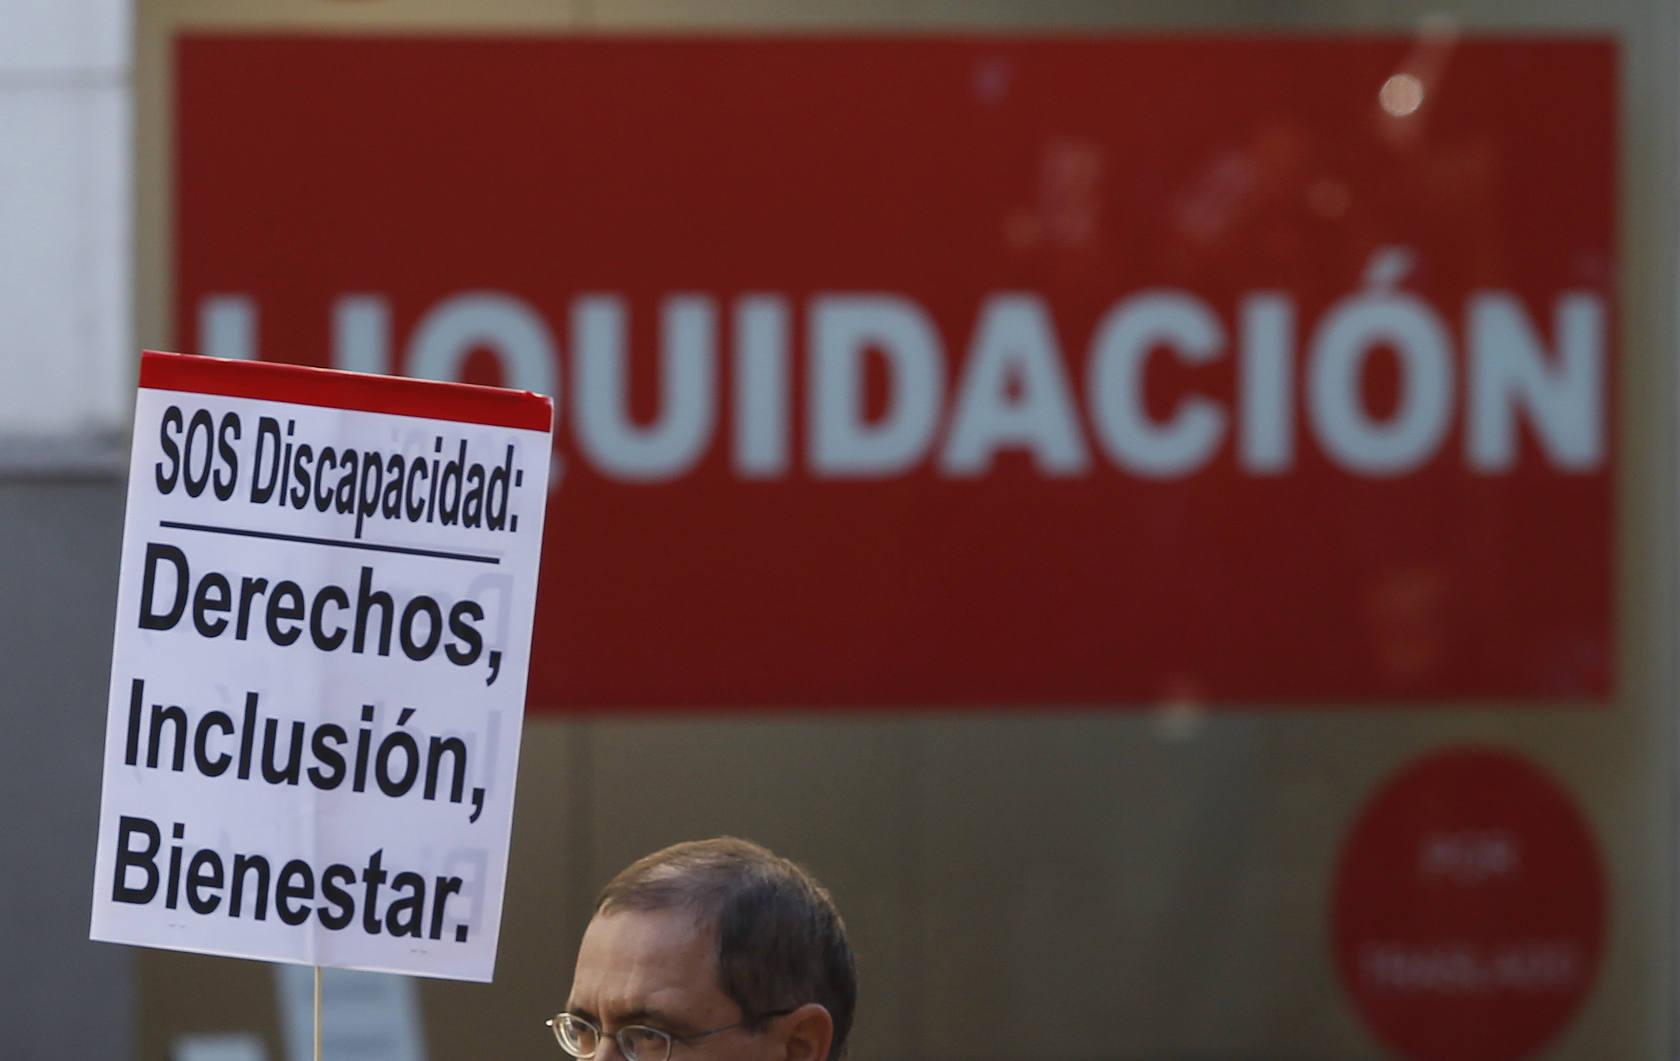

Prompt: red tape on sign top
[140,351,554,432]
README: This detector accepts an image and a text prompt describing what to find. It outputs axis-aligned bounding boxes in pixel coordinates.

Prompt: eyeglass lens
[554,1014,675,1061]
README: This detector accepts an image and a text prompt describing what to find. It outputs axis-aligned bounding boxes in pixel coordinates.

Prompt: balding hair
[596,837,857,1059]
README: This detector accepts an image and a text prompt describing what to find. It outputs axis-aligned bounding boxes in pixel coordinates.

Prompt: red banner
[175,34,1615,708]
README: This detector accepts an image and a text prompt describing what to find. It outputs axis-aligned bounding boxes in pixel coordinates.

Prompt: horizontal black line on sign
[158,520,501,565]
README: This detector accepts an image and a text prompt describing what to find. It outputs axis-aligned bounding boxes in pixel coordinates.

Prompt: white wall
[0,5,136,1058]
[0,0,131,445]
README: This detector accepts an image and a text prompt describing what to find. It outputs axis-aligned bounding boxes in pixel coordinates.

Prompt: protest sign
[91,351,553,982]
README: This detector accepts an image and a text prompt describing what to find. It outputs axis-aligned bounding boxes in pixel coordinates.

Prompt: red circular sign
[1333,747,1605,1061]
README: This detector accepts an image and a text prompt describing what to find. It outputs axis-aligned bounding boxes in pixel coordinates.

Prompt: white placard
[91,353,552,982]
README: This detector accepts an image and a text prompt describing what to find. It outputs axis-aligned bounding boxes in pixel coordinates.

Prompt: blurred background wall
[1,0,132,1057]
[4,1,1676,1059]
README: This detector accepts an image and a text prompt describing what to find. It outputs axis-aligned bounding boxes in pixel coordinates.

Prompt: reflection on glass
[1379,72,1426,117]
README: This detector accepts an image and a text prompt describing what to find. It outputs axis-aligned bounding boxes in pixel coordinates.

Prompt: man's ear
[776,1002,835,1061]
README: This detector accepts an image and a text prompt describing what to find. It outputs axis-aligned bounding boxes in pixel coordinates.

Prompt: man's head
[560,837,856,1061]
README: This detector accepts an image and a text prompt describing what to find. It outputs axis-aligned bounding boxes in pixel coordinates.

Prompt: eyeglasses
[547,1009,793,1061]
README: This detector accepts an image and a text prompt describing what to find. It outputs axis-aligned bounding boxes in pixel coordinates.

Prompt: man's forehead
[567,905,730,1021]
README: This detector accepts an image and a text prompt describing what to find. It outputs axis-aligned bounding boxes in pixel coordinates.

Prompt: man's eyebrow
[565,1004,689,1032]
